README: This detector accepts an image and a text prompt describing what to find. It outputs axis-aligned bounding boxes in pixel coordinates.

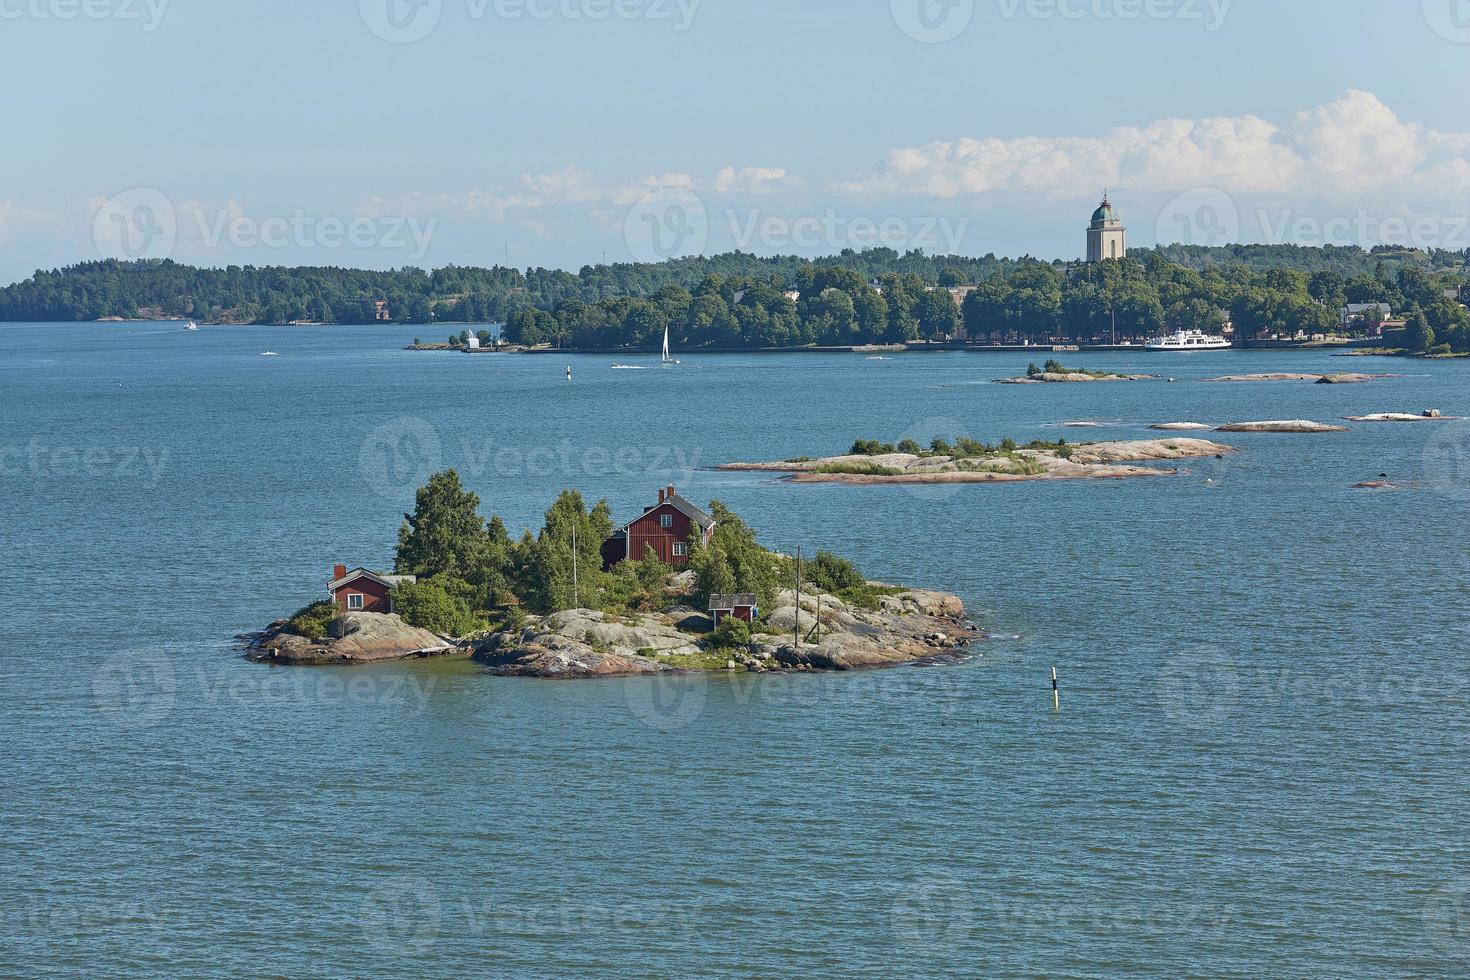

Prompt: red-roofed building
[602,486,717,570]
[328,564,417,614]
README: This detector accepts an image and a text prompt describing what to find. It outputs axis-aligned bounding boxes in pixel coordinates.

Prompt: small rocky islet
[720,437,1235,484]
[242,475,985,678]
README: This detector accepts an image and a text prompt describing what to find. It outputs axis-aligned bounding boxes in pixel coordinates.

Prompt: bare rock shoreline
[474,588,981,678]
[243,612,461,666]
[242,591,981,678]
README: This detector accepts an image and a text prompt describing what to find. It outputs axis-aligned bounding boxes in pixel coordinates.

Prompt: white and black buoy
[1051,666,1060,711]
[566,365,573,383]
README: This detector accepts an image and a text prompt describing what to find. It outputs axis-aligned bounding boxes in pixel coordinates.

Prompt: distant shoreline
[7,319,1394,355]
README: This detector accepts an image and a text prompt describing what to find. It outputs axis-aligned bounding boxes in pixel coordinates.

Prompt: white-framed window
[672,542,688,558]
[347,593,365,610]
[660,514,674,529]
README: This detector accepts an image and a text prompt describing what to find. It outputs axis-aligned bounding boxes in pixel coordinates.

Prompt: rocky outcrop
[996,372,1156,384]
[473,588,980,678]
[245,613,459,666]
[1206,372,1390,383]
[753,589,980,671]
[719,438,1235,485]
[473,609,701,677]
[1345,412,1458,422]
[1216,420,1348,433]
[1150,422,1213,431]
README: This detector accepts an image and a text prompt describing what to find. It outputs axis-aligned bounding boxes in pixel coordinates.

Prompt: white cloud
[836,91,1470,205]
[711,166,794,195]
[611,172,699,206]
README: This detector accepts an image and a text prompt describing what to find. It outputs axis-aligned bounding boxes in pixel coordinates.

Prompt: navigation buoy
[1051,666,1060,711]
[566,366,573,383]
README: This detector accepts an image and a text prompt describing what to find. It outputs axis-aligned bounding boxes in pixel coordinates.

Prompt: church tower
[1086,193,1126,263]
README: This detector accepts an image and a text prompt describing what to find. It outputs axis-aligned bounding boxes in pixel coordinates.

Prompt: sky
[1,0,1468,284]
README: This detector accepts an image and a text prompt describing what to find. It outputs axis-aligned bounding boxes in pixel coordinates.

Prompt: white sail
[662,325,672,362]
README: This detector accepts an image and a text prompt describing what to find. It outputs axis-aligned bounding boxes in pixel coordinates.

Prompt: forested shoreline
[2,244,1466,352]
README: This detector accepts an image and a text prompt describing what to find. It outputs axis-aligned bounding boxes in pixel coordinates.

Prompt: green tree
[1402,309,1435,352]
[395,470,491,579]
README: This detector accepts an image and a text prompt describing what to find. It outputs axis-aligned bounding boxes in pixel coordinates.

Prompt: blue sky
[1,0,1468,283]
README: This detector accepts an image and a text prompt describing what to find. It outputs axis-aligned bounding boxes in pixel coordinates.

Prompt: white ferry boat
[1145,330,1231,351]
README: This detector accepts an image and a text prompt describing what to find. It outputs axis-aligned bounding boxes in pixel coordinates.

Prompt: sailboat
[662,325,680,366]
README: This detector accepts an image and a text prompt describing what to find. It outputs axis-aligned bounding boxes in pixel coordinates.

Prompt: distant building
[1086,193,1127,263]
[373,300,392,322]
[328,564,417,614]
[602,486,717,570]
[1340,303,1392,332]
[465,333,481,350]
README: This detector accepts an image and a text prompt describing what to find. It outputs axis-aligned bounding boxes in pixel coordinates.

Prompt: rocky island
[1216,420,1348,433]
[244,472,983,678]
[720,435,1234,484]
[997,359,1156,384]
[1205,372,1394,384]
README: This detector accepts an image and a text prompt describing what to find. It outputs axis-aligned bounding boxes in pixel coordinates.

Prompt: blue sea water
[2,321,1468,977]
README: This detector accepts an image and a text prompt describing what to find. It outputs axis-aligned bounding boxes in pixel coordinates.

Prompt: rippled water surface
[3,322,1468,976]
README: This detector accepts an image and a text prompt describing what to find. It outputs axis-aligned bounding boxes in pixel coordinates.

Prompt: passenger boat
[1145,330,1231,351]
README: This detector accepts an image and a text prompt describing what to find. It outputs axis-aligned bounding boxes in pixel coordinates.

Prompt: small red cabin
[602,486,717,570]
[328,564,417,614]
[708,594,758,626]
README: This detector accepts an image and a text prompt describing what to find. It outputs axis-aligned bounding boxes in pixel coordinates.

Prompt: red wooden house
[328,564,417,614]
[602,486,716,570]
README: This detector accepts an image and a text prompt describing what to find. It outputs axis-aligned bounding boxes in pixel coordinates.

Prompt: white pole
[572,524,579,609]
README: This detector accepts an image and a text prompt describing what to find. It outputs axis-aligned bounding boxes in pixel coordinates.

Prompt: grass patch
[286,600,336,640]
[660,651,738,670]
[813,460,904,476]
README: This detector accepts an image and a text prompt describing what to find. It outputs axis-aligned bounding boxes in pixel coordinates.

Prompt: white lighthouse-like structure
[1086,193,1127,263]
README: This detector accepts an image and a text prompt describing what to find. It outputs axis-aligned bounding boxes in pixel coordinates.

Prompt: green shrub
[807,551,866,595]
[286,600,336,640]
[711,616,752,649]
[390,576,486,637]
[850,438,897,456]
[896,439,924,455]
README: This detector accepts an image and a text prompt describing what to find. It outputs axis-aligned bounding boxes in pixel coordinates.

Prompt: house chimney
[667,484,676,500]
[333,563,347,581]
[658,487,667,503]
